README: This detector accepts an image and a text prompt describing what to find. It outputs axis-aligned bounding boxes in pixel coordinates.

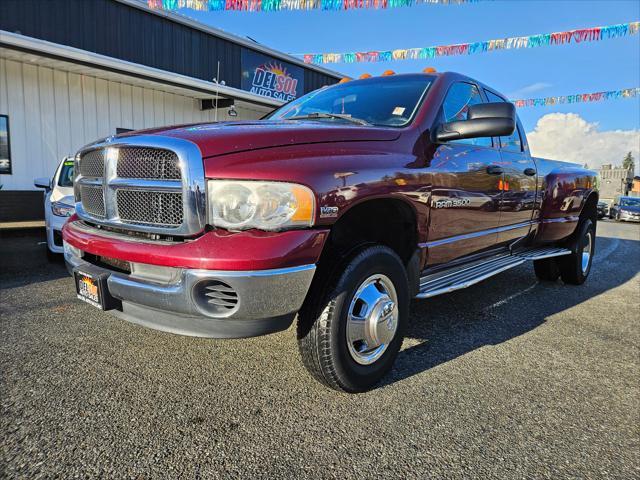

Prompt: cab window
[484,90,523,152]
[440,82,492,147]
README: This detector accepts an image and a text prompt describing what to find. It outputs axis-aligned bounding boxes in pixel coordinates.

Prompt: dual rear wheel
[534,218,595,285]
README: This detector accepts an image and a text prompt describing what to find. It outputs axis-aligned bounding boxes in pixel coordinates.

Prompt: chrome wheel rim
[581,230,593,274]
[346,274,398,365]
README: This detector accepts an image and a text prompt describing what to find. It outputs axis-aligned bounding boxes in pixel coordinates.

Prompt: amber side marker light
[359,73,372,79]
[423,67,437,73]
[339,77,352,83]
[381,70,395,76]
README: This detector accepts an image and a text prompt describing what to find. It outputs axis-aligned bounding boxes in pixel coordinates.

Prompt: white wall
[0,58,269,190]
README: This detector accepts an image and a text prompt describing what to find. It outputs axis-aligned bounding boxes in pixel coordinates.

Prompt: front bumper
[46,212,69,254]
[619,211,640,222]
[65,250,316,338]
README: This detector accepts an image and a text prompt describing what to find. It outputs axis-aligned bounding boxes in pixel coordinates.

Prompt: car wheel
[558,218,595,285]
[297,245,408,393]
[533,257,560,281]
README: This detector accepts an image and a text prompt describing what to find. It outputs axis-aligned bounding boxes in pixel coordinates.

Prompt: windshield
[267,75,434,127]
[58,160,74,187]
[619,197,640,207]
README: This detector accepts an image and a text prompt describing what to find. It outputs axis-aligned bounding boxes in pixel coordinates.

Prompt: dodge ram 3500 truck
[63,72,598,392]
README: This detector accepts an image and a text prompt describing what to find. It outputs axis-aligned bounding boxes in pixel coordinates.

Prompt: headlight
[207,180,315,231]
[51,201,75,217]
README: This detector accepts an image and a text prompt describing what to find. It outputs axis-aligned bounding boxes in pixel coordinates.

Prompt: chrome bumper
[65,250,316,338]
[619,213,640,222]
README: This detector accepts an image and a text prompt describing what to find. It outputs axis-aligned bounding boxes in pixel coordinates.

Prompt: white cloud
[508,82,552,99]
[526,113,640,173]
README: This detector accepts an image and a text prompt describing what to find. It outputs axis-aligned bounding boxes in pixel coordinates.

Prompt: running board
[417,247,571,299]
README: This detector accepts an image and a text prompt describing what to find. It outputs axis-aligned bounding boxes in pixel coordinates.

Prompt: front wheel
[297,245,409,393]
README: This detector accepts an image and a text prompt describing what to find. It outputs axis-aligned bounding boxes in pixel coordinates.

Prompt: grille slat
[79,150,105,177]
[79,185,105,218]
[116,147,181,180]
[116,190,183,227]
[204,282,239,311]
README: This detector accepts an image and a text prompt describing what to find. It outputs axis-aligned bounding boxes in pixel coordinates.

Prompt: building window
[0,115,11,175]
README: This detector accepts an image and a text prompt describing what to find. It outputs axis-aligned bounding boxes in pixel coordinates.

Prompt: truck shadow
[381,234,640,388]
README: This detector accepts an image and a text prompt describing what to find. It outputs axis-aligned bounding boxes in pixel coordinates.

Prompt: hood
[131,120,402,158]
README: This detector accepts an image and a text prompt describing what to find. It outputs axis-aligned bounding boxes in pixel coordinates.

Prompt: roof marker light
[423,67,437,73]
[359,73,372,79]
[381,70,395,76]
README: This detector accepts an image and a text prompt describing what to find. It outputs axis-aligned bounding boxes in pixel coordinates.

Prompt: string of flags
[146,0,478,12]
[512,88,640,108]
[298,21,640,64]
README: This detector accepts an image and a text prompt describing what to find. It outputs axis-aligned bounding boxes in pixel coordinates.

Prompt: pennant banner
[297,21,639,64]
[512,88,640,108]
[147,0,479,12]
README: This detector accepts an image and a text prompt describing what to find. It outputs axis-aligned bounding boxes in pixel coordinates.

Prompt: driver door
[426,82,503,265]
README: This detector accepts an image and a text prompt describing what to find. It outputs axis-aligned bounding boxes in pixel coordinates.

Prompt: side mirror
[34,177,52,191]
[435,102,516,143]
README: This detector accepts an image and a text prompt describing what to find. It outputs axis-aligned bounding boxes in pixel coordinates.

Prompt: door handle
[523,168,536,176]
[486,165,504,175]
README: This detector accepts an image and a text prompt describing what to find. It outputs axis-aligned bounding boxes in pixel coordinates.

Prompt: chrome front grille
[74,136,205,236]
[116,190,183,227]
[79,185,105,218]
[116,147,181,180]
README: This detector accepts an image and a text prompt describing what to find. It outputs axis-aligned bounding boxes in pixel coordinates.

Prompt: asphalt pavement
[1,220,639,479]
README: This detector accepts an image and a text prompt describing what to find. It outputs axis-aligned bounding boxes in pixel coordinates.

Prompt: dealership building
[0,0,341,221]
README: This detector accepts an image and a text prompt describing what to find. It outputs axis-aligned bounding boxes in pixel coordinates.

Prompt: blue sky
[179,0,639,135]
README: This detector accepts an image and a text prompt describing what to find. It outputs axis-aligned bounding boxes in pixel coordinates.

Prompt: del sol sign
[241,50,305,102]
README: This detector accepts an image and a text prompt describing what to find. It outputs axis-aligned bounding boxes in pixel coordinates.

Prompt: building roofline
[118,0,344,80]
[0,30,285,108]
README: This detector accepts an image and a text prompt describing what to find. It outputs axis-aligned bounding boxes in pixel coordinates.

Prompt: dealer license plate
[74,270,106,310]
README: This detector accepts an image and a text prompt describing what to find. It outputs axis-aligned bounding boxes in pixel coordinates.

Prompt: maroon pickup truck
[63,72,598,392]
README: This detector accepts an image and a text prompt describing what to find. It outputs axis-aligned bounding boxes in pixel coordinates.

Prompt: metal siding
[0,58,268,191]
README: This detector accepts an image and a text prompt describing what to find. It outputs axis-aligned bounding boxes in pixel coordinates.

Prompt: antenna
[214,61,220,122]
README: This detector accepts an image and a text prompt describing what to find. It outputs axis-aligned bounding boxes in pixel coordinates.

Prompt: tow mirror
[435,102,516,143]
[34,177,52,191]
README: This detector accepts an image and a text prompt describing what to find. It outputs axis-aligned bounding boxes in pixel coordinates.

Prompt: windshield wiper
[287,112,371,126]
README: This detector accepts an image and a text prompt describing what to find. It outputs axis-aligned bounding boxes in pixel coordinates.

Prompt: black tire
[558,218,595,285]
[297,245,409,393]
[533,257,560,281]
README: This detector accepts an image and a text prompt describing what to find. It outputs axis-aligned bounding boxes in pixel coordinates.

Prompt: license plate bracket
[74,265,122,311]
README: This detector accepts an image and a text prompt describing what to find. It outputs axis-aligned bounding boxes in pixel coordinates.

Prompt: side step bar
[417,247,571,299]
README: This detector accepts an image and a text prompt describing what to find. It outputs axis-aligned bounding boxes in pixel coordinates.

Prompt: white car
[34,157,75,257]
